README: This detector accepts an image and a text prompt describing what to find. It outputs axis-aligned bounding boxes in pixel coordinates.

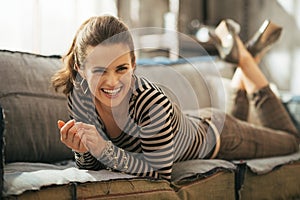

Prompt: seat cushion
[239,161,300,199]
[0,50,72,163]
[3,162,179,200]
[3,179,178,200]
[171,159,236,200]
[172,171,235,200]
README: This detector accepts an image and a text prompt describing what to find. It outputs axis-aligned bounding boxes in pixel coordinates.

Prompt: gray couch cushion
[0,50,73,163]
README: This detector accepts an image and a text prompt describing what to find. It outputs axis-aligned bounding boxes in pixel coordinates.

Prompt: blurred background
[0,0,299,94]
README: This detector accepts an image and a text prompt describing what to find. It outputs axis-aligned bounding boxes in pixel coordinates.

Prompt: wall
[119,0,300,94]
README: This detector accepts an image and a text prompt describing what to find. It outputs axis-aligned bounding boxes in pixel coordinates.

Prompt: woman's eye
[92,69,105,74]
[117,66,128,72]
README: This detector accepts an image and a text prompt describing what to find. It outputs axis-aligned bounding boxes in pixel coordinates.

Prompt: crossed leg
[217,36,300,160]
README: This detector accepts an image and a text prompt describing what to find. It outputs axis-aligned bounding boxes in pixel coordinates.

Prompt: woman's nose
[104,73,119,86]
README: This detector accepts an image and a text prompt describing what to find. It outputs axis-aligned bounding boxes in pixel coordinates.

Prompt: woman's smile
[101,86,123,98]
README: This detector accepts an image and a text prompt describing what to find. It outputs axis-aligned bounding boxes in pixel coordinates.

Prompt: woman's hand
[58,120,107,158]
[57,120,88,153]
[75,122,107,158]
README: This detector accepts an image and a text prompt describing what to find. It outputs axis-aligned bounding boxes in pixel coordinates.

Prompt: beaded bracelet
[101,141,129,171]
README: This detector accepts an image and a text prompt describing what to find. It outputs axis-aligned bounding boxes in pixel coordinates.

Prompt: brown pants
[216,85,300,160]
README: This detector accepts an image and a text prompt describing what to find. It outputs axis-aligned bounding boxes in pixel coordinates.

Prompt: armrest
[282,95,300,132]
[0,105,4,198]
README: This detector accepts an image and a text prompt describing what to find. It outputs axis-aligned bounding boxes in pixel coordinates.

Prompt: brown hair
[51,15,136,94]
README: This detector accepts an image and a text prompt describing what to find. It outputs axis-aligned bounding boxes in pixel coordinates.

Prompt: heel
[246,20,282,57]
[209,19,240,64]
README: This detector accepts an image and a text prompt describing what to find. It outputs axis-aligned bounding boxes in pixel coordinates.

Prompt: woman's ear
[74,63,80,71]
[132,63,136,72]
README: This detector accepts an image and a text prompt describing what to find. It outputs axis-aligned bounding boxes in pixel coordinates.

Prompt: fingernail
[57,120,65,129]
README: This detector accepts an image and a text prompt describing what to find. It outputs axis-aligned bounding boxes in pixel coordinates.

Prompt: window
[272,0,300,94]
[0,0,117,55]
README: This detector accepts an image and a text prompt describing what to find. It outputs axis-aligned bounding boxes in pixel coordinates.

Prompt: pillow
[0,50,73,163]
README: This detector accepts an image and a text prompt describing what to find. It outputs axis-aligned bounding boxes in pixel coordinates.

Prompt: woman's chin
[98,91,125,108]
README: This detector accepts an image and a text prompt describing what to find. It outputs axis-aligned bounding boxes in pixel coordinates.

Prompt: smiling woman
[51,15,300,182]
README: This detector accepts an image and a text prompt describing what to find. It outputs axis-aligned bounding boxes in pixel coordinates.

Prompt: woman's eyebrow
[92,66,106,70]
[91,62,129,70]
[116,63,129,68]
[90,66,106,72]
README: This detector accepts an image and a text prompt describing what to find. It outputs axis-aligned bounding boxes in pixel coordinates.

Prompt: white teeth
[102,88,121,95]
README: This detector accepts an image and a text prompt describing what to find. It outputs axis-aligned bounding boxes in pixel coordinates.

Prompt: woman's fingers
[75,122,96,131]
[57,120,65,129]
[76,127,105,157]
[73,133,88,152]
[57,119,89,153]
[76,127,85,142]
[60,119,75,140]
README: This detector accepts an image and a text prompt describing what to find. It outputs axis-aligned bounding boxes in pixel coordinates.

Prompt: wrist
[98,141,113,159]
[73,149,89,154]
[97,141,129,171]
[74,151,90,162]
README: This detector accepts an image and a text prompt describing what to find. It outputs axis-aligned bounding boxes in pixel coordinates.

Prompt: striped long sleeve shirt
[68,75,218,181]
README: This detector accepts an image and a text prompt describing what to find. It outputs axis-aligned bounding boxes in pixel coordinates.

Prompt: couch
[1,49,300,200]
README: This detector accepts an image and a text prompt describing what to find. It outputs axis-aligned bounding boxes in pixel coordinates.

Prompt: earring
[80,78,89,94]
[73,80,80,90]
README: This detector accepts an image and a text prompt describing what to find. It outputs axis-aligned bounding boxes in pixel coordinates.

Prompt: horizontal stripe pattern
[68,75,213,181]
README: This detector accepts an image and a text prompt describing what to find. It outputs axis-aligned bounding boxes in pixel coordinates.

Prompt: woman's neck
[94,94,131,139]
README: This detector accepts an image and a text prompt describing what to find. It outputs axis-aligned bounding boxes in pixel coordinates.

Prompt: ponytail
[51,37,78,94]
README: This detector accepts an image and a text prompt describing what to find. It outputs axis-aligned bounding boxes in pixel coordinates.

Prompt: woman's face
[82,43,135,108]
